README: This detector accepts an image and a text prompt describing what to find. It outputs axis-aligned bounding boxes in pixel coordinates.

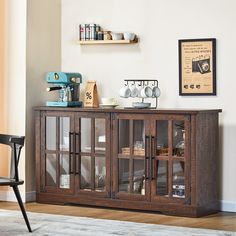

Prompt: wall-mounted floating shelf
[78,39,138,45]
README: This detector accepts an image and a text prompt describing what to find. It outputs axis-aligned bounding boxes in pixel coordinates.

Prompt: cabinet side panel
[190,115,197,206]
[35,110,41,194]
[196,112,219,213]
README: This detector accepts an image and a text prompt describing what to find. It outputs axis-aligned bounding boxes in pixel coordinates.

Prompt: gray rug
[0,209,235,236]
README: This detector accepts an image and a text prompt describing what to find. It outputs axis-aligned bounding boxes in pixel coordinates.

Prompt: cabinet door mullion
[91,118,95,190]
[129,120,134,193]
[112,117,119,195]
[168,120,173,197]
[56,116,60,188]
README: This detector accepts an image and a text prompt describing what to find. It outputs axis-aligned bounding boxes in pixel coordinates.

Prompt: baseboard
[219,200,236,212]
[0,190,36,203]
[25,191,36,202]
[0,190,18,202]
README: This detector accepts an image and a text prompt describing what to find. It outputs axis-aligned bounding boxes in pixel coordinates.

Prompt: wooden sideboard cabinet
[35,107,222,217]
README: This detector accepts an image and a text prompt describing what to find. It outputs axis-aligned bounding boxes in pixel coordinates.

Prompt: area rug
[0,209,235,236]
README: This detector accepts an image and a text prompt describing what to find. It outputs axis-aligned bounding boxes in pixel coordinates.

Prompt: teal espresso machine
[46,72,83,107]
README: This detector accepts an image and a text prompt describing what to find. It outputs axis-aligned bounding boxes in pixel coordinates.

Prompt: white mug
[136,85,143,97]
[152,86,161,97]
[119,85,131,98]
[140,86,153,98]
[130,84,139,98]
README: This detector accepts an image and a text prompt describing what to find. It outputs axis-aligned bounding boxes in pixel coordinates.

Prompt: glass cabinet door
[76,114,110,197]
[113,115,149,200]
[42,112,74,194]
[155,120,169,197]
[172,120,186,199]
[151,116,190,204]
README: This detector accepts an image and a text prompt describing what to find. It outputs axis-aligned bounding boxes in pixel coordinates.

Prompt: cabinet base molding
[36,193,218,217]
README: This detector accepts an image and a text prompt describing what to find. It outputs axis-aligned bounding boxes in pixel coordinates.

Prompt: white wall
[62,0,236,211]
[6,1,27,135]
[0,0,8,176]
[0,0,61,202]
[26,0,61,198]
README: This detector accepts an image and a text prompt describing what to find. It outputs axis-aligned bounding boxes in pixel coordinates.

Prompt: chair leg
[12,185,32,232]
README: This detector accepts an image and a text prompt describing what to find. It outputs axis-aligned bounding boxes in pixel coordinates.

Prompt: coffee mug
[130,85,139,98]
[140,86,153,98]
[119,85,131,98]
[136,85,143,97]
[152,86,161,97]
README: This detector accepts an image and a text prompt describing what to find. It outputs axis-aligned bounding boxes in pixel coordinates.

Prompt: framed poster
[179,38,216,95]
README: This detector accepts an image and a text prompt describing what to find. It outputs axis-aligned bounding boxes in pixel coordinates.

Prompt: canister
[103,31,112,40]
[89,24,96,40]
[79,24,85,40]
[97,31,104,40]
[85,24,90,40]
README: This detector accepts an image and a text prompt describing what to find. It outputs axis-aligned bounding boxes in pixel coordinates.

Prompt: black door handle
[149,135,152,181]
[151,136,155,180]
[144,135,149,180]
[75,132,80,175]
[69,132,74,174]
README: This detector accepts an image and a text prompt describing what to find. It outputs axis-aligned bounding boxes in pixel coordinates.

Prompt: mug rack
[123,79,160,109]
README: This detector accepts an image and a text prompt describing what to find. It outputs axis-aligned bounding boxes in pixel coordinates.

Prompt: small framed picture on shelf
[179,38,216,96]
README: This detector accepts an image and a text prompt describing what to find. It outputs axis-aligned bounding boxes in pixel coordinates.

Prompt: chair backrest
[0,134,25,181]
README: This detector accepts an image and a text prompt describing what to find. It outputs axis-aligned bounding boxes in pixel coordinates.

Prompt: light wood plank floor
[1,201,235,232]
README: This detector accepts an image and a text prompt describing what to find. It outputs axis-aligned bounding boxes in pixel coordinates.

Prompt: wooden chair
[0,134,32,232]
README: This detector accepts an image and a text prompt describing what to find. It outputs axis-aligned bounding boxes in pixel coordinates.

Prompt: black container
[97,31,104,40]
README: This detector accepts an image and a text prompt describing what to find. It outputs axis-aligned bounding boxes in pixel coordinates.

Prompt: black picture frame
[179,38,216,96]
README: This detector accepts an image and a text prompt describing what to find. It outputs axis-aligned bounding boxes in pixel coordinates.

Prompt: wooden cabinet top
[34,106,222,115]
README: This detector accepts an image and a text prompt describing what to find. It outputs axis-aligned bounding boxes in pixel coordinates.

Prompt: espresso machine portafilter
[46,72,83,107]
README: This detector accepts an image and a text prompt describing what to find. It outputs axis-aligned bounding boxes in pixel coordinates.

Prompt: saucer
[99,104,119,108]
[132,102,151,108]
